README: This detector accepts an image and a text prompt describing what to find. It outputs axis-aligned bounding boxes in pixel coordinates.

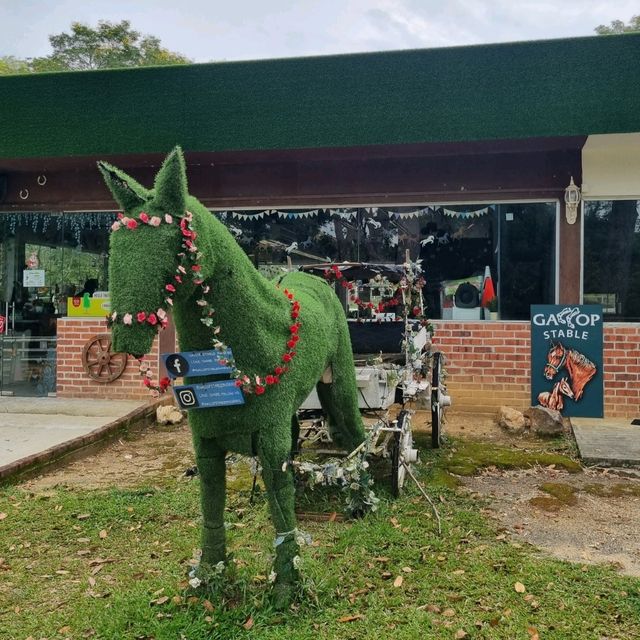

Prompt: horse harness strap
[546,347,567,373]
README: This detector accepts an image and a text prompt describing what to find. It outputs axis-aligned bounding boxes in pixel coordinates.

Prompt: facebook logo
[166,354,189,378]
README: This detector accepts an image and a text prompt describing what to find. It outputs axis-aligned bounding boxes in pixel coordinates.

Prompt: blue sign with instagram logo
[161,348,245,409]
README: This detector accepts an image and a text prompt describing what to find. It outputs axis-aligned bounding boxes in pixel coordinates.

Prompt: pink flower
[111,221,121,231]
[126,219,138,230]
[139,212,149,223]
[149,216,162,227]
[191,265,201,272]
[165,284,176,293]
[157,308,167,320]
[175,275,182,284]
[147,313,158,326]
[177,265,187,274]
[117,212,124,220]
[255,385,266,395]
[136,311,146,323]
[165,298,173,306]
[202,285,210,294]
[164,214,173,224]
[123,313,133,325]
[197,299,207,306]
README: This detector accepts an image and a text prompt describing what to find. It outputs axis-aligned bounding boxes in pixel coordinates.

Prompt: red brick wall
[431,321,640,419]
[55,318,639,418]
[56,318,160,400]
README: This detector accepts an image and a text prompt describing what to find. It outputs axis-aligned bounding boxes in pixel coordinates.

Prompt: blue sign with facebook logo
[161,348,245,409]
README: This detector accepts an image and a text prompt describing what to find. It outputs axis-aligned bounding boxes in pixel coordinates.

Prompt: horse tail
[316,320,366,452]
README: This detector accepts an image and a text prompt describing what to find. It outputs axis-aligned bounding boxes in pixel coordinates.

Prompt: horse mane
[567,348,595,371]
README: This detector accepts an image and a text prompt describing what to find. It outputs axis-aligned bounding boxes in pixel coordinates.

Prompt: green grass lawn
[1,434,638,639]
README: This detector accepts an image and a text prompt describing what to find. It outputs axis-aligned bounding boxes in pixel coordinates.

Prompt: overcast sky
[1,0,637,63]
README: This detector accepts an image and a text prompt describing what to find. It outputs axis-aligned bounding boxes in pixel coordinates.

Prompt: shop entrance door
[0,214,62,396]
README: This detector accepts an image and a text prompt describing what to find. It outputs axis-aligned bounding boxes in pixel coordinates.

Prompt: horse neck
[566,349,594,378]
[173,210,280,350]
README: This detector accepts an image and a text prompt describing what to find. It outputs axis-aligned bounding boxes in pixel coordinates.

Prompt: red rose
[234,379,243,387]
[413,306,421,316]
[282,354,292,363]
[165,284,176,293]
[289,325,298,333]
[191,265,201,272]
[136,311,147,323]
[159,377,171,389]
[117,212,124,220]
[291,311,299,319]
[287,340,296,349]
[142,378,151,387]
[292,335,299,343]
[126,219,138,230]
[255,385,266,395]
[275,366,284,375]
[265,375,275,385]
[147,313,158,326]
[139,212,149,223]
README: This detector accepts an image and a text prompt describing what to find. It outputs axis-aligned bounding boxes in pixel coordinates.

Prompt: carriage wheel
[391,410,417,497]
[431,352,447,449]
[81,334,128,383]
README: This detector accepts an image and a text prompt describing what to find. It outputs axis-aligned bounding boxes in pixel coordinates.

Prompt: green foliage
[0,55,30,76]
[595,15,640,34]
[3,20,190,75]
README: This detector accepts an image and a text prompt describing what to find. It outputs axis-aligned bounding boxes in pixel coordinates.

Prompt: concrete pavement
[0,397,156,481]
[572,417,640,467]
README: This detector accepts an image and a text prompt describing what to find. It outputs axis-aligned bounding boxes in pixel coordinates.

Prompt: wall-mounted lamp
[564,176,581,224]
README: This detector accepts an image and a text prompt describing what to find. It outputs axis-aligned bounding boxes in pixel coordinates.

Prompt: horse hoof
[271,582,295,610]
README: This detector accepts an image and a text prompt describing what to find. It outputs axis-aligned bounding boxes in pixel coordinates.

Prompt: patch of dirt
[464,467,640,577]
[21,408,640,578]
[23,421,195,491]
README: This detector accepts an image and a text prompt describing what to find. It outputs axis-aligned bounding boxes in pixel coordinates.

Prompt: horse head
[543,340,566,380]
[100,147,204,357]
[557,376,574,399]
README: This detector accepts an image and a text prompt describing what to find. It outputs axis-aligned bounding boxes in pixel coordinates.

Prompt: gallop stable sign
[530,305,603,418]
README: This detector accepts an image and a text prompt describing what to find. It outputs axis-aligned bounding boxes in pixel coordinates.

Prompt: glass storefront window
[583,200,640,321]
[214,202,557,321]
[0,211,114,396]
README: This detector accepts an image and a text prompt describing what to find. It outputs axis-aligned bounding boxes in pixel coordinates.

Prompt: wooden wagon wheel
[81,334,128,383]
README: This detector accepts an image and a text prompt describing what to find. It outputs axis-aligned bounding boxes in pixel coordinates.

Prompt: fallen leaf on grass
[58,626,71,634]
[393,576,404,588]
[88,577,96,587]
[417,604,441,613]
[203,599,214,612]
[99,530,108,539]
[514,582,526,593]
[401,566,413,573]
[77,514,91,520]
[243,617,254,630]
[338,614,365,623]
[151,596,169,606]
[0,512,7,520]
[442,608,456,617]
[454,630,467,639]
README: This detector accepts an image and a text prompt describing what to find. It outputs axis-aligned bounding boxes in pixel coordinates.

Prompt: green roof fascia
[1,33,639,159]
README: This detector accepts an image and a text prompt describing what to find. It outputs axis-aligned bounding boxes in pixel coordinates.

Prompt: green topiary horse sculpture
[99,147,365,607]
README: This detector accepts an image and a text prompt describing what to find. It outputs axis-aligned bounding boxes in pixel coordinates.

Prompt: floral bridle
[106,210,301,397]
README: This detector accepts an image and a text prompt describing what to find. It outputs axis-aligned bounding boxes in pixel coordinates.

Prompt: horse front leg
[192,435,227,579]
[257,427,300,609]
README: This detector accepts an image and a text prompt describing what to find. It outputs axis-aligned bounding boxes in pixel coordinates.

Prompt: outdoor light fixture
[564,176,581,224]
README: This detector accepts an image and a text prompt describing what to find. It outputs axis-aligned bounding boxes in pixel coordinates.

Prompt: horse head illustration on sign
[99,147,366,607]
[544,341,597,402]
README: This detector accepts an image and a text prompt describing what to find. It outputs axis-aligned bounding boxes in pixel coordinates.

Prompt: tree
[595,15,640,34]
[0,56,30,75]
[0,20,190,75]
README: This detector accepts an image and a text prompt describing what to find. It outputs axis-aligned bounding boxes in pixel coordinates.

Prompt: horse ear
[153,146,187,214]
[97,162,150,211]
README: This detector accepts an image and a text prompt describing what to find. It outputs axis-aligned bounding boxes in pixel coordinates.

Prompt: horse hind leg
[316,326,366,452]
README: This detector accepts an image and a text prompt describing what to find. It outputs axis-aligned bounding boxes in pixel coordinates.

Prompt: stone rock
[157,404,184,425]
[497,406,526,433]
[523,406,565,437]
